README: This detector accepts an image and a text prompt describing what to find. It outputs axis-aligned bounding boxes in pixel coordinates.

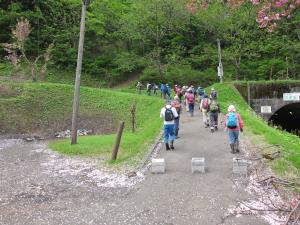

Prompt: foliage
[0,0,300,85]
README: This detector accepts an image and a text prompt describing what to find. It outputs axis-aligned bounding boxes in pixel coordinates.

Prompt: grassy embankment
[0,62,103,87]
[214,82,300,179]
[0,81,164,166]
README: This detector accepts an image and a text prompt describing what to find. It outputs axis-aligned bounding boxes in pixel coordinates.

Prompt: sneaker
[210,127,214,133]
[170,145,174,150]
[165,143,170,151]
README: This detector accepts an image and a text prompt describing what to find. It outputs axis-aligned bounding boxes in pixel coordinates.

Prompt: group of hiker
[159,85,244,154]
[136,81,164,96]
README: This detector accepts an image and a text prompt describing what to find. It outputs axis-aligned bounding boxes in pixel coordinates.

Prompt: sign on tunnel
[283,93,300,101]
[261,106,272,114]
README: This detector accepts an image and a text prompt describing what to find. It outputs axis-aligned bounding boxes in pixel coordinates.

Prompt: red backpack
[187,93,194,104]
[202,98,209,109]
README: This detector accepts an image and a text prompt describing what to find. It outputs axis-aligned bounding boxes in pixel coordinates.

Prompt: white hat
[211,87,215,90]
[228,105,236,112]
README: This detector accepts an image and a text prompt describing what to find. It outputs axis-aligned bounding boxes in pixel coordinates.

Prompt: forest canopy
[1,0,300,86]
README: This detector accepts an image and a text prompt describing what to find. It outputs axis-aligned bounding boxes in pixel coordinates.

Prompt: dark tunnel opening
[269,103,300,137]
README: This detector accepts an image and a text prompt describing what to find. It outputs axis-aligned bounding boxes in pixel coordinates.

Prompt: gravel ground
[0,110,285,225]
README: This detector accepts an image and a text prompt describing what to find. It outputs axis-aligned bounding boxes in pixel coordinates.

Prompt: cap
[228,105,236,112]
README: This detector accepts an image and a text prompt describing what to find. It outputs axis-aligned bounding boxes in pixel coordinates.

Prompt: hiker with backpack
[210,87,217,100]
[146,82,152,96]
[224,105,244,154]
[197,86,205,102]
[172,96,182,139]
[166,84,171,100]
[200,94,210,128]
[208,98,221,132]
[186,89,195,116]
[153,83,159,95]
[175,85,183,101]
[160,101,179,150]
[136,81,143,94]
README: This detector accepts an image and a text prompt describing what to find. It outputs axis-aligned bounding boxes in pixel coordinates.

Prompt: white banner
[261,106,272,114]
[283,93,300,101]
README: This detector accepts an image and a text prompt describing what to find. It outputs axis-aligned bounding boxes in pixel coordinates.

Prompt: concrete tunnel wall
[234,82,300,122]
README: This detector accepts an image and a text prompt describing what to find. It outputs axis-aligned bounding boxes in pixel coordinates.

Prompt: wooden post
[111,121,125,161]
[130,103,136,133]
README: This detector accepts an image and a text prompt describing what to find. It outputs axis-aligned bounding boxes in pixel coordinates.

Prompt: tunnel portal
[269,103,300,137]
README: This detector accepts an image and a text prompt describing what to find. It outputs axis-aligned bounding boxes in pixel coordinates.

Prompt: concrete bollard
[191,157,205,173]
[151,158,166,174]
[232,158,248,175]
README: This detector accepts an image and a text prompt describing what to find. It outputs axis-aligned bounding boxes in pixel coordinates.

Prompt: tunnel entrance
[269,103,300,137]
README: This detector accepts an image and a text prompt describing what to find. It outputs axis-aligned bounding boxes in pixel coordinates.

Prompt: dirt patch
[0,113,118,139]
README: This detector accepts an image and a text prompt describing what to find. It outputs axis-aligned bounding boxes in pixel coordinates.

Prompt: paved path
[0,110,269,225]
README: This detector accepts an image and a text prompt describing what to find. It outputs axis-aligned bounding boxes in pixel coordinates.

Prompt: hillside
[214,83,300,179]
[0,81,163,137]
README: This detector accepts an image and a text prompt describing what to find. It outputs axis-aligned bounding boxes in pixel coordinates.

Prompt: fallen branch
[262,151,281,160]
[284,200,300,225]
[241,202,291,213]
[291,213,300,225]
[257,176,300,188]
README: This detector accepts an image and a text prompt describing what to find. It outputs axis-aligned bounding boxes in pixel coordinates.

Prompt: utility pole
[71,0,90,145]
[217,39,223,83]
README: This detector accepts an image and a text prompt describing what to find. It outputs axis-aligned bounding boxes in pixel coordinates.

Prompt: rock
[127,171,137,178]
[23,137,34,142]
[33,135,45,141]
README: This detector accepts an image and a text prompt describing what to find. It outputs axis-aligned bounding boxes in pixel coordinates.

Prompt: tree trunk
[31,64,37,82]
[71,2,87,145]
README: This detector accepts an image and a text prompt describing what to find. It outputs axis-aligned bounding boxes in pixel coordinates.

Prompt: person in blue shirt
[160,83,166,98]
[166,84,171,100]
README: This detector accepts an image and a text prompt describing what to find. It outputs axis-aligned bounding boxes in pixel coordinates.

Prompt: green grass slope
[214,83,300,179]
[0,81,164,165]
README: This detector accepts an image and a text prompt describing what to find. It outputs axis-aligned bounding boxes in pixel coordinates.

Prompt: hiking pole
[111,121,125,161]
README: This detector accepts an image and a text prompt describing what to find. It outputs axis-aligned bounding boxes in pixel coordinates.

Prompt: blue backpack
[226,112,238,128]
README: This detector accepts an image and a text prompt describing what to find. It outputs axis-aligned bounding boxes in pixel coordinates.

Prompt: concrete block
[151,158,166,174]
[233,158,248,175]
[191,157,205,173]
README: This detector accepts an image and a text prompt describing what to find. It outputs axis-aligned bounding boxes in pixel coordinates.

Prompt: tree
[187,0,300,31]
[119,0,189,77]
[2,18,53,81]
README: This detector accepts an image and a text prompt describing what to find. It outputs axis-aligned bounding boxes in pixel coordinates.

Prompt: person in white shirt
[160,101,179,150]
[200,94,210,128]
